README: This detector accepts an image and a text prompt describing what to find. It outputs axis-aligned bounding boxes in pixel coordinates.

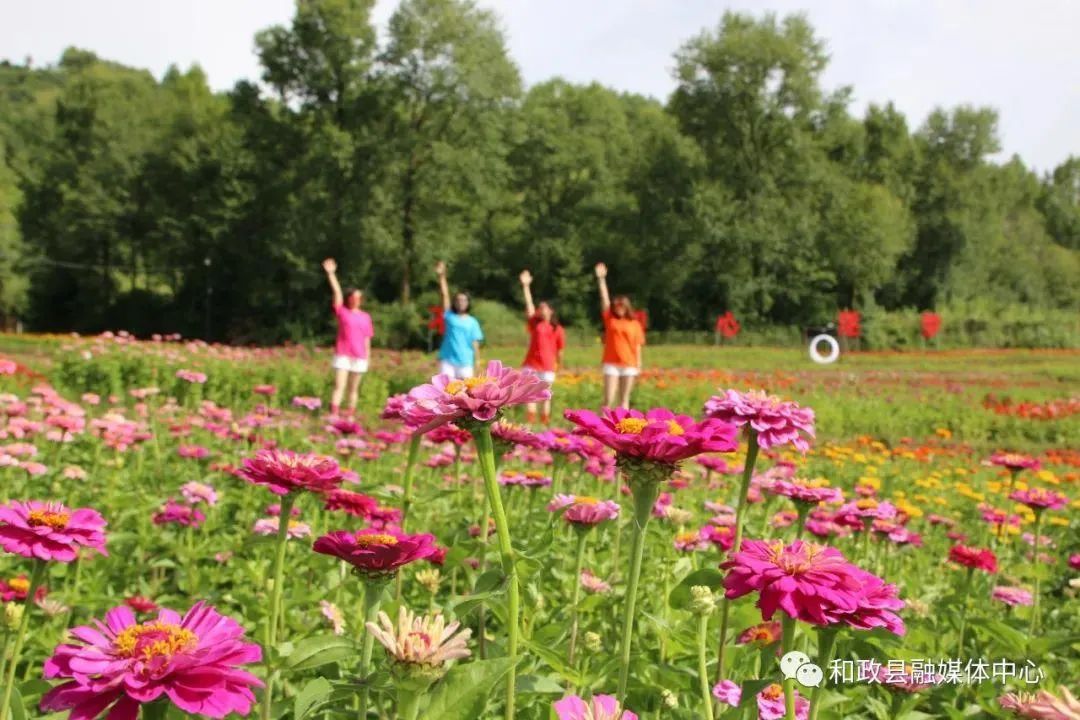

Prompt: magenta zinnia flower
[713,682,810,720]
[491,420,544,449]
[40,602,262,719]
[948,544,998,574]
[312,528,436,577]
[323,489,379,518]
[403,360,551,430]
[722,539,903,633]
[703,389,815,451]
[564,408,737,466]
[1009,488,1068,512]
[291,396,322,411]
[237,449,344,496]
[0,500,107,562]
[553,694,637,720]
[153,500,205,529]
[770,479,843,506]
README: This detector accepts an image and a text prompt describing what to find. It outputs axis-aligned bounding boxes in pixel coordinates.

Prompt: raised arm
[323,258,343,308]
[435,260,450,311]
[519,270,536,317]
[595,262,610,313]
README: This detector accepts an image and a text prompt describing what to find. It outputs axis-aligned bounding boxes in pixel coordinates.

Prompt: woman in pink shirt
[322,258,374,416]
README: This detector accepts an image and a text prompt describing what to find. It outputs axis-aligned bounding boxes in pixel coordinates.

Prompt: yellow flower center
[750,627,773,642]
[676,531,699,544]
[615,418,649,434]
[766,540,824,574]
[27,510,70,530]
[524,471,546,479]
[667,420,685,436]
[856,498,879,510]
[445,377,490,395]
[762,684,783,700]
[575,496,600,505]
[114,622,197,661]
[354,533,398,547]
[8,578,29,594]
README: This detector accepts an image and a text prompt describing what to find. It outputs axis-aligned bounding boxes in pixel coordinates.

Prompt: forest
[1,0,1077,346]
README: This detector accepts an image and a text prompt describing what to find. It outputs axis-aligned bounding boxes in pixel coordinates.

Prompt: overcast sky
[4,0,1078,172]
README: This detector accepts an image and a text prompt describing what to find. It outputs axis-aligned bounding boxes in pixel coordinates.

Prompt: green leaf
[423,658,513,720]
[669,568,725,610]
[7,686,25,720]
[294,677,333,720]
[522,639,585,685]
[285,634,357,671]
[515,674,564,695]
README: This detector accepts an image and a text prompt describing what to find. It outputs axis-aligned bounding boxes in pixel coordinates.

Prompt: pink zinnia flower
[836,498,897,525]
[0,500,107,562]
[320,600,345,635]
[1069,554,1080,571]
[999,686,1080,719]
[674,530,710,552]
[403,360,551,430]
[580,569,611,593]
[62,466,88,481]
[175,369,207,384]
[21,461,48,477]
[180,482,218,506]
[713,682,810,720]
[40,602,262,718]
[313,528,436,577]
[177,444,210,460]
[992,586,1034,607]
[703,389,815,451]
[381,393,408,422]
[551,496,620,527]
[1009,488,1068,512]
[988,452,1040,472]
[948,545,998,574]
[253,384,276,396]
[713,680,742,706]
[291,396,322,411]
[498,470,552,488]
[253,517,311,539]
[770,479,843,506]
[323,489,379,518]
[564,407,737,466]
[238,449,344,496]
[554,694,637,720]
[491,420,544,449]
[723,539,903,633]
[703,524,735,552]
[327,418,363,436]
[153,500,205,529]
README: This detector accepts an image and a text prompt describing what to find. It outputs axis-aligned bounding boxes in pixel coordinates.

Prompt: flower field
[0,333,1076,719]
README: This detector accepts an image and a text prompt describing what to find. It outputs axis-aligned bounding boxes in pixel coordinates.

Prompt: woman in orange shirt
[595,262,644,409]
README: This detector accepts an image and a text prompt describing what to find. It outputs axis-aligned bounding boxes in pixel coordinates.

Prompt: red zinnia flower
[313,528,436,577]
[125,596,158,613]
[238,449,344,496]
[948,544,998,574]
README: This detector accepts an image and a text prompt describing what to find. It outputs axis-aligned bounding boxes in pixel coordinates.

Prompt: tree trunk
[400,160,417,304]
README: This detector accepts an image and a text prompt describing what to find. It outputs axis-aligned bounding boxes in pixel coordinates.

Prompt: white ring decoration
[808,334,840,364]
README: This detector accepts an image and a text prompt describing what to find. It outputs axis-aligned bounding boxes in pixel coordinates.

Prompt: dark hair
[344,288,362,298]
[538,300,560,327]
[453,291,471,314]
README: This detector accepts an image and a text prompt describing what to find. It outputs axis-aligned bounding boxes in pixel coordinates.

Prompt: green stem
[716,430,759,684]
[473,425,519,720]
[1029,512,1043,636]
[568,530,589,666]
[781,615,797,720]
[0,561,45,720]
[795,505,809,541]
[807,627,838,720]
[142,700,169,720]
[617,475,662,704]
[398,689,422,720]
[956,567,974,658]
[260,492,296,720]
[359,579,388,720]
[697,613,715,720]
[396,433,422,603]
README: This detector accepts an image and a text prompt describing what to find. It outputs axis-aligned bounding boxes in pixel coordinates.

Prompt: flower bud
[584,631,602,653]
[4,603,24,629]
[660,688,679,708]
[689,585,716,616]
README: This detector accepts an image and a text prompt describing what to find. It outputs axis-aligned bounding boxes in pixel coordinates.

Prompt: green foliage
[0,6,1077,344]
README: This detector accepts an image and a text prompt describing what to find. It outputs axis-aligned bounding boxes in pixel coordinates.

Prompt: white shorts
[438,361,474,379]
[523,368,556,384]
[602,364,640,378]
[332,355,369,373]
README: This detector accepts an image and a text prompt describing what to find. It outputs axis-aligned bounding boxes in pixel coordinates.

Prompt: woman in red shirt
[595,262,644,409]
[519,270,565,425]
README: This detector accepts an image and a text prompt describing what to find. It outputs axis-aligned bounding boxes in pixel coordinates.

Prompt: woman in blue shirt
[435,260,484,378]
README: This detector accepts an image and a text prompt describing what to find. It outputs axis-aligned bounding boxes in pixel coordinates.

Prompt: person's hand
[519,270,533,286]
[435,260,446,277]
[322,258,337,274]
[594,262,607,279]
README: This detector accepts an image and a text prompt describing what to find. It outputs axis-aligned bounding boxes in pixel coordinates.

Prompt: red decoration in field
[837,310,861,339]
[920,312,942,340]
[427,306,445,335]
[715,311,740,338]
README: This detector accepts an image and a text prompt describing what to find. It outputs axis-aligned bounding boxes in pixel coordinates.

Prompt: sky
[3,0,1078,172]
